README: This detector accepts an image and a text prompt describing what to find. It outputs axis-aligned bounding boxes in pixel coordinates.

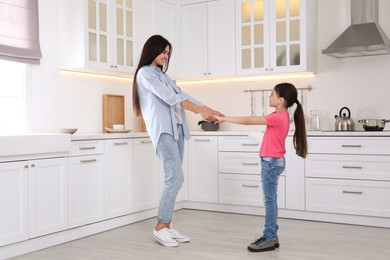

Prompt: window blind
[0,0,42,64]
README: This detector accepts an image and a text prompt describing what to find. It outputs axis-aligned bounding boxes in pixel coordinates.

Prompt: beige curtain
[0,0,42,64]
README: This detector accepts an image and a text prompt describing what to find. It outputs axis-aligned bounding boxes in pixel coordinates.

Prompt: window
[0,60,26,134]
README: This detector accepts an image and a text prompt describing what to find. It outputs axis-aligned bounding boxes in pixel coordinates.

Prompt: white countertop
[70,130,390,141]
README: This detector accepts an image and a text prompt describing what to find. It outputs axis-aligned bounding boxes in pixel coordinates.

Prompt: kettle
[335,107,355,131]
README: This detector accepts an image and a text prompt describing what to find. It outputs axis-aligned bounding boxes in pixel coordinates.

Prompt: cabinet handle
[24,165,28,168]
[80,159,97,163]
[242,184,259,188]
[30,164,35,168]
[203,72,207,75]
[342,190,363,195]
[194,138,210,142]
[342,165,363,169]
[208,72,211,75]
[141,140,152,144]
[79,146,96,150]
[241,143,259,146]
[341,144,362,148]
[242,162,259,166]
[114,142,128,145]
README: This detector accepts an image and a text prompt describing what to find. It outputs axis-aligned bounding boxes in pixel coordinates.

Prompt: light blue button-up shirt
[136,64,203,152]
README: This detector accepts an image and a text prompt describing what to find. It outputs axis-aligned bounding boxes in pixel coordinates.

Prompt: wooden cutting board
[102,94,125,133]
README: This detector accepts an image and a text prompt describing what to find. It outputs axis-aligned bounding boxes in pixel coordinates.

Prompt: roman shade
[0,0,42,64]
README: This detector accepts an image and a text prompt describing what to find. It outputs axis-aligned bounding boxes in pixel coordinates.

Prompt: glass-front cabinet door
[87,0,134,72]
[236,0,270,75]
[236,0,316,75]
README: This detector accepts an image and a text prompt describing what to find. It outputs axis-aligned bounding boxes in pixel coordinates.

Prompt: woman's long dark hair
[132,35,172,116]
[274,83,308,158]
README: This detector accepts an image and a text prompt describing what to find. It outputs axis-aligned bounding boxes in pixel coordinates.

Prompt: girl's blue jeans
[261,156,286,241]
[156,125,184,223]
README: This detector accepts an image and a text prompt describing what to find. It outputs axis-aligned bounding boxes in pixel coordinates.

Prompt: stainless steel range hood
[322,0,390,58]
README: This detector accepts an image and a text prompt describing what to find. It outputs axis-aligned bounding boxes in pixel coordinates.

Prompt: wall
[33,0,390,134]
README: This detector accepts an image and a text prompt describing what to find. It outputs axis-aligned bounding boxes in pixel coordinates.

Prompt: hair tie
[295,99,300,105]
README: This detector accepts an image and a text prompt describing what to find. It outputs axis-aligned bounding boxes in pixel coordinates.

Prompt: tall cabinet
[58,0,135,76]
[180,0,235,79]
[236,0,316,75]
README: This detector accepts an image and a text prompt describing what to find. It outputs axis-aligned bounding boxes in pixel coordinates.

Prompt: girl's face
[269,89,285,108]
[152,45,170,67]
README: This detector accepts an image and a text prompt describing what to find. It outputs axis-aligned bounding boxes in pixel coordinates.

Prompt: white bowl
[56,128,78,134]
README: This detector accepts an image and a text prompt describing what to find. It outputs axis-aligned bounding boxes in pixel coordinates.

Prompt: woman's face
[152,45,170,67]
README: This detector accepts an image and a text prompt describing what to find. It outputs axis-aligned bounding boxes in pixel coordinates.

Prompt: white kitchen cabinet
[0,161,28,247]
[68,141,105,228]
[180,0,235,79]
[28,158,68,238]
[305,136,390,218]
[236,0,316,75]
[133,138,164,211]
[285,135,305,210]
[218,136,286,208]
[104,139,134,218]
[58,0,135,77]
[188,136,218,203]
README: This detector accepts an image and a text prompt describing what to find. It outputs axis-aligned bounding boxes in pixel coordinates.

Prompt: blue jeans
[156,125,184,223]
[261,156,286,241]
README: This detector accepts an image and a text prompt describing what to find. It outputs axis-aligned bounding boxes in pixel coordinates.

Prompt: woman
[215,83,307,252]
[132,35,222,247]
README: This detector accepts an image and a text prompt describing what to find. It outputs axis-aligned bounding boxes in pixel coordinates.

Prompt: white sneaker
[152,228,179,247]
[167,228,191,243]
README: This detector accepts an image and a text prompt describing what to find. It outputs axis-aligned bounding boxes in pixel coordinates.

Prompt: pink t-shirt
[259,111,290,158]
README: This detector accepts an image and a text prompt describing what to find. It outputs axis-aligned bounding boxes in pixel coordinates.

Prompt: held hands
[199,106,224,123]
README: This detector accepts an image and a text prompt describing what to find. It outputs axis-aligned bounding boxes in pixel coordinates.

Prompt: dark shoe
[274,235,280,248]
[247,237,275,252]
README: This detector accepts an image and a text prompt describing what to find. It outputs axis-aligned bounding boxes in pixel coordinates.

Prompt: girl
[215,83,307,252]
[132,35,222,247]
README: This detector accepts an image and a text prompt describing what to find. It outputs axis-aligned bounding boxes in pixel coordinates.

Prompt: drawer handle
[141,140,152,144]
[342,166,363,169]
[194,139,210,142]
[242,162,259,166]
[241,143,259,146]
[341,144,362,148]
[80,159,97,163]
[79,146,96,150]
[114,142,128,145]
[242,184,259,188]
[342,190,363,195]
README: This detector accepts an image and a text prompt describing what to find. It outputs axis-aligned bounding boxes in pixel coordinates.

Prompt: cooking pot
[198,120,219,131]
[358,119,390,131]
[335,107,355,131]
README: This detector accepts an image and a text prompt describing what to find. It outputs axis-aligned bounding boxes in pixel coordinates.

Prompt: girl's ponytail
[293,100,308,158]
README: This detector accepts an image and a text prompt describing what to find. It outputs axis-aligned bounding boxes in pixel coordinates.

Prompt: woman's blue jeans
[261,156,286,241]
[156,125,184,223]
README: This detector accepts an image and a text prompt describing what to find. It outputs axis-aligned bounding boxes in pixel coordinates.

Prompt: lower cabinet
[68,140,105,228]
[0,161,28,247]
[104,139,134,218]
[219,173,285,207]
[188,136,218,203]
[133,138,163,212]
[28,158,68,238]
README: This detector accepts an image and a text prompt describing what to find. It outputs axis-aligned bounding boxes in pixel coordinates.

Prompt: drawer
[68,140,105,156]
[306,154,390,181]
[218,173,285,208]
[306,178,390,218]
[308,137,390,155]
[219,152,260,175]
[218,136,260,152]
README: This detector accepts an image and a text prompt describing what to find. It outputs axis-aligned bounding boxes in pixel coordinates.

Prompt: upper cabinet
[236,0,316,75]
[134,0,178,78]
[180,0,235,79]
[58,0,135,77]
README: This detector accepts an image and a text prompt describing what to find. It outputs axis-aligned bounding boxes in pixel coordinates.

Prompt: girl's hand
[214,115,225,124]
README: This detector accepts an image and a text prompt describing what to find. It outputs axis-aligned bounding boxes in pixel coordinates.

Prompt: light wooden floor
[11,209,390,260]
